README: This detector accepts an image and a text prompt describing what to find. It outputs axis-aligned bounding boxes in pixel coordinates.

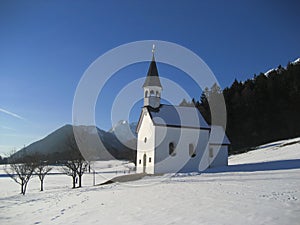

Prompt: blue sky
[1,0,300,154]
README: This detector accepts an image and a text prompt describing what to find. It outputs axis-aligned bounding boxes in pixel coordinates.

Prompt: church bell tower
[143,45,162,109]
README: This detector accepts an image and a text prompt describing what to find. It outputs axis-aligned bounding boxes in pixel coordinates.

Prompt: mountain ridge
[15,122,137,162]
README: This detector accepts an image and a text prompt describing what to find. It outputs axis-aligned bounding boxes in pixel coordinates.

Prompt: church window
[149,157,151,163]
[145,91,148,98]
[150,90,155,96]
[169,142,176,156]
[189,144,196,158]
[209,147,214,158]
[139,159,142,164]
[144,137,147,143]
[156,91,159,97]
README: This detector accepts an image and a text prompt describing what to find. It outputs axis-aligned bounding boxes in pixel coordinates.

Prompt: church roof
[142,56,162,88]
[147,104,210,129]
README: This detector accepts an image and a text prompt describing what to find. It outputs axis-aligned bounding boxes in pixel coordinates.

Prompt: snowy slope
[0,137,299,225]
[265,57,300,76]
[230,137,300,164]
[108,120,137,148]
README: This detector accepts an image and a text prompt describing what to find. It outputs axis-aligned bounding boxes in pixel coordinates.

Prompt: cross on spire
[152,44,155,60]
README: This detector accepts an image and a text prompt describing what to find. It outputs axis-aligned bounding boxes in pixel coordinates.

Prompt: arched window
[189,144,196,158]
[150,90,155,96]
[156,91,159,97]
[169,142,176,156]
[209,147,214,158]
[145,91,148,98]
[144,137,147,143]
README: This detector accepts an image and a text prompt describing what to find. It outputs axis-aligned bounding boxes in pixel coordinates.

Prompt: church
[136,50,230,174]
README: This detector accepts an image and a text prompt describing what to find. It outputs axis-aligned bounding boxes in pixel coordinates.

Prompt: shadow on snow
[205,159,300,173]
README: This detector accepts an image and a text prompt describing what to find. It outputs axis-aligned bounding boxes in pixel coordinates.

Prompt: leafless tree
[77,159,88,187]
[62,157,80,188]
[62,155,88,188]
[62,133,88,188]
[4,153,37,195]
[33,154,52,191]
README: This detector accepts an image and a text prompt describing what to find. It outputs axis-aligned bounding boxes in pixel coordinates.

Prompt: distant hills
[15,121,137,163]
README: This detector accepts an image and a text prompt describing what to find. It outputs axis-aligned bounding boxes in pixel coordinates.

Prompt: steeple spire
[142,45,163,108]
[143,45,162,88]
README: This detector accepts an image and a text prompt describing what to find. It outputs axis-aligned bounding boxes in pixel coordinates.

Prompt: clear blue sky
[1,0,300,155]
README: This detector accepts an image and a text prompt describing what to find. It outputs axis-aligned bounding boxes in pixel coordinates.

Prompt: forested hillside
[181,59,300,154]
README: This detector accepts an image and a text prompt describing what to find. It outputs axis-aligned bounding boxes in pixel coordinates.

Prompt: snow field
[0,138,299,225]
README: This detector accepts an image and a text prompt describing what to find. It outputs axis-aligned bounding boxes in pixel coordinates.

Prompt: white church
[136,50,230,174]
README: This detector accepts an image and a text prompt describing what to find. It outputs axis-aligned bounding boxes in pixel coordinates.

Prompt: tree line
[181,60,300,154]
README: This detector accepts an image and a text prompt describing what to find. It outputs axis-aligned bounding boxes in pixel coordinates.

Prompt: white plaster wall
[154,126,210,174]
[136,109,228,174]
[209,145,228,167]
[136,108,155,174]
[144,86,162,108]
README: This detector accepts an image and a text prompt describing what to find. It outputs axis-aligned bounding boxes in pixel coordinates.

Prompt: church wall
[154,126,210,174]
[209,145,228,168]
[136,109,155,174]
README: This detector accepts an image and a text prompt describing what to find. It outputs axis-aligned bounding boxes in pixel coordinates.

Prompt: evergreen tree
[184,59,300,154]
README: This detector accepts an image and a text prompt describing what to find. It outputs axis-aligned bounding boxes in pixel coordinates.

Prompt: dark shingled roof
[147,104,210,129]
[143,56,162,88]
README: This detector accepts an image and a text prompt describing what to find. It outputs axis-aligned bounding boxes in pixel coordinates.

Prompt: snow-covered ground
[0,138,300,225]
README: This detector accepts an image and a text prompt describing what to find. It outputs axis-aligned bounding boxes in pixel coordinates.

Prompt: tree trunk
[78,175,82,188]
[72,176,76,189]
[23,182,28,195]
[40,178,44,191]
[21,182,24,195]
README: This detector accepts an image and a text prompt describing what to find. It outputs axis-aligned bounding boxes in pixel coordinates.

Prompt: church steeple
[143,45,162,88]
[143,45,162,108]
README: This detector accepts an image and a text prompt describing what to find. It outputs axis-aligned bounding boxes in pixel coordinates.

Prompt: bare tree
[5,153,37,195]
[62,157,79,189]
[33,154,52,191]
[62,155,88,188]
[62,132,88,188]
[77,158,88,188]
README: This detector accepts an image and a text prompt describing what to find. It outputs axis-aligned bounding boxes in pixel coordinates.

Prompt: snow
[109,120,136,144]
[0,153,7,158]
[265,68,276,76]
[229,137,300,165]
[264,57,300,76]
[1,138,300,225]
[292,58,300,65]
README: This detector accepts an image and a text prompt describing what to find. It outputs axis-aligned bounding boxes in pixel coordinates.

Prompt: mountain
[15,122,137,163]
[265,57,300,76]
[109,120,137,144]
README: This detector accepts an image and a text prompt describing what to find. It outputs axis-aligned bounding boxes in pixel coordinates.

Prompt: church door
[143,153,147,173]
